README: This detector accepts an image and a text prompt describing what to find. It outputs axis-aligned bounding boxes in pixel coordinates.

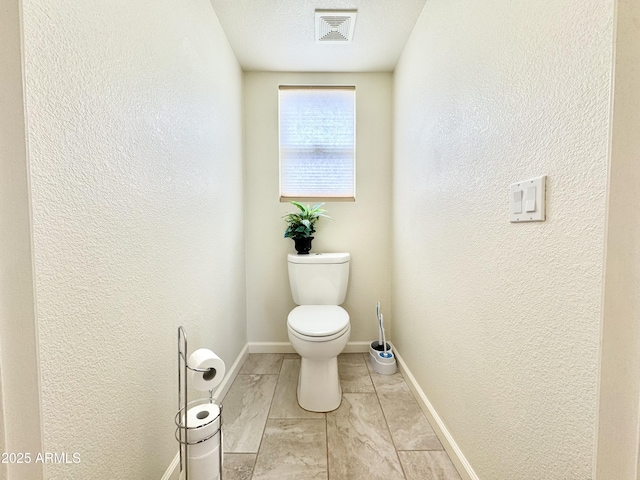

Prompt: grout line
[225,355,279,467]
[365,352,409,479]
[253,372,279,461]
[276,353,285,375]
[249,451,258,480]
[396,449,437,452]
[325,405,330,480]
[369,369,446,453]
[264,355,286,420]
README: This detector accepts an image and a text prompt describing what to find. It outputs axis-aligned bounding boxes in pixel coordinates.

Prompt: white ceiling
[209,0,428,72]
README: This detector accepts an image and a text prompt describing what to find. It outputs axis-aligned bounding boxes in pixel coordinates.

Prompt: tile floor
[220,353,462,480]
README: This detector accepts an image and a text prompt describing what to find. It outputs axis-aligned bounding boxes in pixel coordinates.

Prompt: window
[279,86,356,201]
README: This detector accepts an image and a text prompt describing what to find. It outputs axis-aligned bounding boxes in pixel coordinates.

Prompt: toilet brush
[373,302,391,353]
[369,303,397,374]
[376,302,382,347]
[379,314,391,358]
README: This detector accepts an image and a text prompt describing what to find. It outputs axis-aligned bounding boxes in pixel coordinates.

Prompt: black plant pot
[293,236,314,254]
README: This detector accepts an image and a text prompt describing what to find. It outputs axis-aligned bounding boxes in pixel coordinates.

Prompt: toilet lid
[287,306,349,337]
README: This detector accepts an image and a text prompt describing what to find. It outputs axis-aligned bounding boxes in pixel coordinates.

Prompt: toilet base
[297,356,342,412]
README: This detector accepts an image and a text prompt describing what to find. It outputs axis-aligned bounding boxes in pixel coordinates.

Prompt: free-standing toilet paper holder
[175,326,223,480]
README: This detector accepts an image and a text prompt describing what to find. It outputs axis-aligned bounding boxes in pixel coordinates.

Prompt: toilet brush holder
[369,341,397,375]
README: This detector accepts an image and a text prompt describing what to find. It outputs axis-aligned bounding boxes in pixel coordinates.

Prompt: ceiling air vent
[315,10,357,43]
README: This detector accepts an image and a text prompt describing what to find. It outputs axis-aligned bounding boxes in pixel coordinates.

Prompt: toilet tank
[287,253,350,305]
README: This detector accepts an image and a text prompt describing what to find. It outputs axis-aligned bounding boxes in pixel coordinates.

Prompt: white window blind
[279,86,356,201]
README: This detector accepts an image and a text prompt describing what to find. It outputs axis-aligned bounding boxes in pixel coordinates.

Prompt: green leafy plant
[283,201,332,239]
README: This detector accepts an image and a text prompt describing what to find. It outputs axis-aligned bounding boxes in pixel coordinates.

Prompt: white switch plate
[510,175,546,222]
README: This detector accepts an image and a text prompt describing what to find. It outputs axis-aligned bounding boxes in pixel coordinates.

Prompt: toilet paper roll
[188,348,226,392]
[180,436,222,480]
[189,446,221,480]
[180,403,221,457]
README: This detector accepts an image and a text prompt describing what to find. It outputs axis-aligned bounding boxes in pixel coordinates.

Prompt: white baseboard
[394,349,479,480]
[160,453,180,480]
[211,343,249,403]
[248,342,295,353]
[248,341,369,354]
[343,341,370,353]
[161,343,249,480]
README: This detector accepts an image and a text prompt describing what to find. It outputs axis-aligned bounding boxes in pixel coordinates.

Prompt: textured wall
[21,0,245,478]
[596,0,640,477]
[0,0,44,478]
[392,1,614,478]
[244,72,393,345]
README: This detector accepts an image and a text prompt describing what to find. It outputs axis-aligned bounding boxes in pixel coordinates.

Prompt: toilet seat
[287,305,349,342]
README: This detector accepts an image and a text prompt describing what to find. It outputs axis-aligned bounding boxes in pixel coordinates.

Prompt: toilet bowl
[287,305,350,412]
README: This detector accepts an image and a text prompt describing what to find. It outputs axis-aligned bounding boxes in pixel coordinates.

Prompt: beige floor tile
[222,374,278,453]
[269,359,324,419]
[338,353,375,393]
[372,373,443,450]
[239,354,284,375]
[223,453,256,480]
[398,451,462,480]
[327,393,405,480]
[252,419,327,480]
[222,351,453,480]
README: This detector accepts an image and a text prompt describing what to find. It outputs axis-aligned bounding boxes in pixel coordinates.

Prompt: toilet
[287,252,351,412]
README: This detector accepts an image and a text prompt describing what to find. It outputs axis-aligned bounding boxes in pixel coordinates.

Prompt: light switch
[512,190,522,214]
[510,175,546,222]
[525,186,536,212]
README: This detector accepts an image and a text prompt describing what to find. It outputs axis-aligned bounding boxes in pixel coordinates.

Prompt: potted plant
[283,201,332,254]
